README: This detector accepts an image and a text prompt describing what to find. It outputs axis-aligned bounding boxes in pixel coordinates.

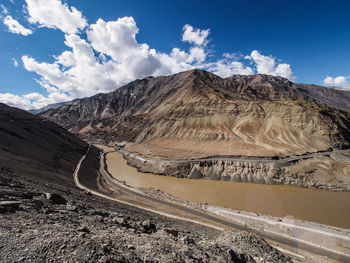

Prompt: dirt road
[74,147,350,262]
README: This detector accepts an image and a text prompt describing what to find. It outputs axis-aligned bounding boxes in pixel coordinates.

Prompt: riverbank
[0,157,293,262]
[138,185,350,260]
[106,151,350,229]
[121,147,350,191]
[98,147,350,260]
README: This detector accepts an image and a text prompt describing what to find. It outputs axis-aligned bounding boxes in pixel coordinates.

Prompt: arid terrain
[41,70,350,159]
[1,69,350,262]
[0,102,294,262]
[40,70,350,190]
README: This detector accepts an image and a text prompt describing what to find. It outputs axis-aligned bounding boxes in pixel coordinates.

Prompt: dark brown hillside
[0,102,99,186]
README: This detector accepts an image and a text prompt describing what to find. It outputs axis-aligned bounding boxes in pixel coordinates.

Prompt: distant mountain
[229,74,350,112]
[40,69,350,159]
[0,102,99,186]
[28,98,82,115]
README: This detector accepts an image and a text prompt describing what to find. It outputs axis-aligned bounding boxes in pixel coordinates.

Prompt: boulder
[141,219,156,233]
[45,193,66,205]
[65,203,77,212]
[31,200,44,208]
[164,228,179,237]
[228,249,256,263]
[0,200,22,213]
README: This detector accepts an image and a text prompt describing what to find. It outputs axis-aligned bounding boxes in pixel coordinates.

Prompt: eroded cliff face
[41,69,350,159]
[123,149,350,191]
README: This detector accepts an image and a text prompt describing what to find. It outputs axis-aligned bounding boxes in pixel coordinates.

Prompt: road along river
[76,146,350,261]
[106,151,350,230]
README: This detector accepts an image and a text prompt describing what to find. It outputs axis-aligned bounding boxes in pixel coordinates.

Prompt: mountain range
[40,69,350,159]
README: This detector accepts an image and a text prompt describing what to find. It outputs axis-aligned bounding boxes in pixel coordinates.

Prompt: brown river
[106,151,350,229]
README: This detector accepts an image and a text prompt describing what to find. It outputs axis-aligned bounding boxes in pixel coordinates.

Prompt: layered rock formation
[122,149,350,191]
[40,69,350,159]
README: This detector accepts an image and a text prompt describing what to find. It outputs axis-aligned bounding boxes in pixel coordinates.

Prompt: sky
[0,0,349,110]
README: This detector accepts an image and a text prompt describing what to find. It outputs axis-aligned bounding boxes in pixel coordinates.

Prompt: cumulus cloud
[324,76,350,89]
[11,58,18,67]
[3,15,32,35]
[245,50,294,79]
[0,91,71,110]
[25,0,87,34]
[206,60,254,78]
[182,24,209,46]
[0,1,296,110]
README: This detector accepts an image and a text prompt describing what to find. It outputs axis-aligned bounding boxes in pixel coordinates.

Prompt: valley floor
[85,145,350,262]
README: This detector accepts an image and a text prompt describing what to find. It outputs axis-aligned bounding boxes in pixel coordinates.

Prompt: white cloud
[25,0,87,34]
[11,57,18,67]
[1,4,8,15]
[3,15,32,35]
[182,24,209,46]
[8,0,15,4]
[222,53,241,60]
[207,60,254,78]
[0,91,71,110]
[245,50,294,79]
[324,76,350,89]
[0,3,296,110]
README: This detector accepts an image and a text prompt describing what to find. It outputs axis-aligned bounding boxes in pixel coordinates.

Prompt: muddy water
[106,152,350,229]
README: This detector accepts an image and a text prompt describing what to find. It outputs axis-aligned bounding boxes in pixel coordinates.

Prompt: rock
[31,199,44,208]
[0,201,22,213]
[44,209,55,215]
[20,192,33,199]
[188,167,202,179]
[114,217,126,225]
[78,227,90,234]
[65,203,77,212]
[127,244,136,250]
[59,244,66,250]
[17,256,25,262]
[45,193,66,205]
[164,228,179,237]
[228,249,256,263]
[141,219,156,233]
[84,190,92,196]
[181,235,194,244]
[91,210,109,217]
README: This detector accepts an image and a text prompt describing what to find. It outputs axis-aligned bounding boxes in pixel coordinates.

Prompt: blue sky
[0,0,349,109]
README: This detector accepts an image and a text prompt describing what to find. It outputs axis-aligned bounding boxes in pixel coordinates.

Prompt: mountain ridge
[0,102,99,186]
[40,69,350,159]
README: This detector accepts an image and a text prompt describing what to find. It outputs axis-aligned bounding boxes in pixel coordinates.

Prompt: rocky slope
[41,69,350,159]
[229,74,350,112]
[0,102,293,262]
[0,157,291,263]
[0,102,100,187]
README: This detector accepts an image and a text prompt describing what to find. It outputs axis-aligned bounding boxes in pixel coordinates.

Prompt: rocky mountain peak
[39,69,350,159]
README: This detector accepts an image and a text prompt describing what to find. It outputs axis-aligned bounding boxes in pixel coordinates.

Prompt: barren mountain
[0,102,99,186]
[1,104,292,263]
[41,69,350,159]
[229,74,350,112]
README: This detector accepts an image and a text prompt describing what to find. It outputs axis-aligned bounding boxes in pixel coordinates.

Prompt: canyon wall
[122,151,349,191]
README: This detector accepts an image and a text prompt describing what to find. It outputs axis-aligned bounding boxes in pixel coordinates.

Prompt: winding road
[73,145,350,263]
